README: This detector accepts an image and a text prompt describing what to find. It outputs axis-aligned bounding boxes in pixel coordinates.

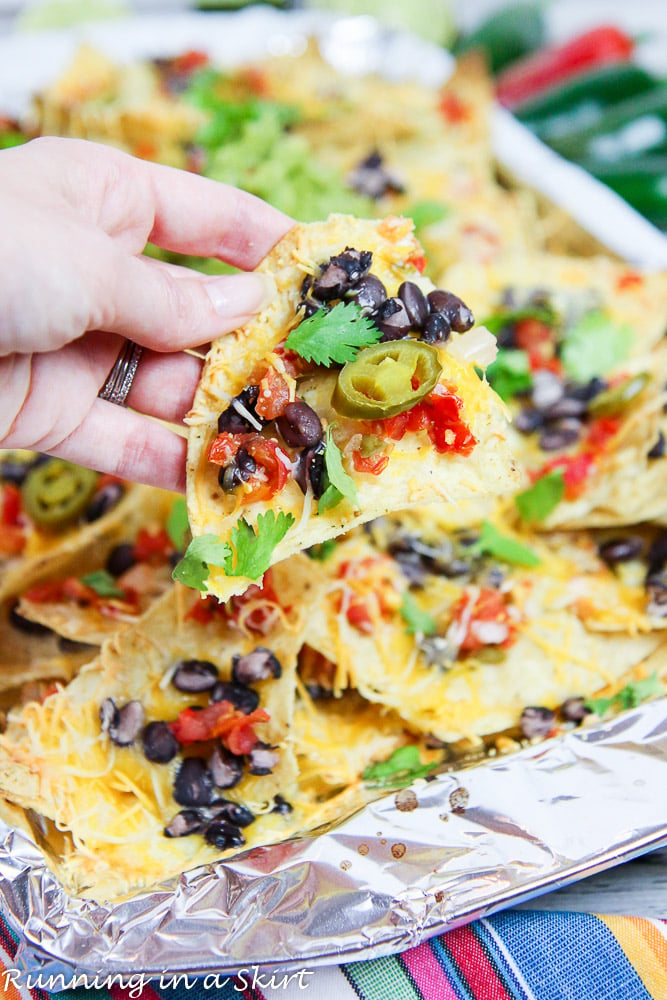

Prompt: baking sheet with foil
[0,698,666,978]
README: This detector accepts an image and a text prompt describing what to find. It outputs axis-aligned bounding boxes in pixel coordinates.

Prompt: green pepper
[22,459,98,530]
[587,373,650,418]
[548,85,667,163]
[581,155,667,230]
[332,341,442,420]
[514,63,657,142]
[453,3,545,75]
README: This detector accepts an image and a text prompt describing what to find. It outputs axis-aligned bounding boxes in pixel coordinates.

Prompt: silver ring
[98,340,143,406]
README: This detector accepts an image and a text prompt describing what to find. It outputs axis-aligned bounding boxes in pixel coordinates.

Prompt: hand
[0,137,292,492]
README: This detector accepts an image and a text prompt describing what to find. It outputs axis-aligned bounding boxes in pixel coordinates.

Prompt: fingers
[48,399,188,493]
[103,252,277,351]
[125,348,202,423]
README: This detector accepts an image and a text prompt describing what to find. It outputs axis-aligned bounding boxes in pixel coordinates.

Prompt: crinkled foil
[1,699,667,978]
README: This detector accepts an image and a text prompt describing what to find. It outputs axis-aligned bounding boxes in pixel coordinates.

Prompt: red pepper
[497,26,634,108]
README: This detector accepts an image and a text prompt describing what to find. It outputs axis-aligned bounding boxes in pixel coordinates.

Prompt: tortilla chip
[186,214,521,603]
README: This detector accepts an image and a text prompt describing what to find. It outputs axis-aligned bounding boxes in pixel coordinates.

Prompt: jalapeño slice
[332,341,442,420]
[587,373,650,418]
[22,459,98,529]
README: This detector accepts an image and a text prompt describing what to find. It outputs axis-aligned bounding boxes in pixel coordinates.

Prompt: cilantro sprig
[318,427,358,514]
[561,311,633,383]
[471,521,541,568]
[285,302,381,368]
[515,471,565,524]
[400,592,437,636]
[480,304,557,336]
[172,511,294,592]
[81,570,125,599]
[585,673,663,717]
[166,497,189,550]
[485,348,532,402]
[363,745,439,789]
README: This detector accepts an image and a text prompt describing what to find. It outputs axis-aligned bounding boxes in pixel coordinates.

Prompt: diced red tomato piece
[405,252,427,274]
[168,700,269,753]
[171,49,210,74]
[452,588,516,654]
[132,528,173,564]
[0,484,25,555]
[586,417,621,451]
[241,436,291,504]
[208,432,242,467]
[255,367,291,421]
[439,92,471,124]
[616,272,643,292]
[351,450,390,476]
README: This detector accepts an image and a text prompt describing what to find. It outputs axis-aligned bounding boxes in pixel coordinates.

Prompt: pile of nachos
[0,35,665,902]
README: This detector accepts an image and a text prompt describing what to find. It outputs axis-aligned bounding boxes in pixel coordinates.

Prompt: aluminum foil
[1,698,667,979]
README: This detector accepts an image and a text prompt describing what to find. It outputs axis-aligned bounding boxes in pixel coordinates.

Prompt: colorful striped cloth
[0,911,665,999]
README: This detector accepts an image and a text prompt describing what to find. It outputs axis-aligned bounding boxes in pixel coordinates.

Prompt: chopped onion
[470,620,509,645]
[447,325,497,368]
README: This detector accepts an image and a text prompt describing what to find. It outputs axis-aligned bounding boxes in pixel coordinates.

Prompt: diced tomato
[208,432,241,467]
[340,595,374,634]
[406,252,427,274]
[171,49,210,75]
[273,344,313,378]
[538,452,596,500]
[236,65,268,96]
[514,318,553,351]
[363,386,474,455]
[241,435,291,504]
[439,92,471,124]
[225,570,284,634]
[133,141,157,161]
[255,367,291,421]
[451,588,516,654]
[0,484,25,555]
[352,450,390,476]
[23,580,68,603]
[185,594,222,625]
[132,528,173,564]
[616,272,644,292]
[586,417,621,451]
[168,701,269,753]
[335,557,398,633]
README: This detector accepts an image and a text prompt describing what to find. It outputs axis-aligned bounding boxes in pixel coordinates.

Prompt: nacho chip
[185,215,521,602]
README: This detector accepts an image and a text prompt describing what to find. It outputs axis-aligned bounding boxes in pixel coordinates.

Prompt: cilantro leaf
[80,570,125,599]
[472,521,541,568]
[166,497,189,550]
[306,539,338,561]
[285,302,381,367]
[400,592,437,636]
[317,428,358,514]
[363,745,439,788]
[515,471,565,523]
[585,673,663,717]
[485,348,532,402]
[481,305,557,336]
[561,311,633,383]
[172,535,232,592]
[407,200,449,231]
[225,511,295,579]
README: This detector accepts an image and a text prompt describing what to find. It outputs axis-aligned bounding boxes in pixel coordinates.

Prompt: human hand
[0,137,292,492]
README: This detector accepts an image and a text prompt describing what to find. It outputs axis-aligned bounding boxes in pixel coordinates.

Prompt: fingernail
[205,273,276,317]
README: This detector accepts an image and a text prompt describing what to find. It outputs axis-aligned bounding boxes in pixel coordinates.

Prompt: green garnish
[285,302,382,368]
[515,471,565,523]
[480,304,556,336]
[485,348,532,401]
[363,745,439,788]
[400,592,437,636]
[166,497,189,550]
[80,570,125,599]
[0,131,27,150]
[185,69,298,150]
[172,535,232,591]
[585,673,663,716]
[317,428,358,515]
[407,200,449,230]
[306,539,338,562]
[471,521,541,567]
[561,311,633,383]
[224,511,295,579]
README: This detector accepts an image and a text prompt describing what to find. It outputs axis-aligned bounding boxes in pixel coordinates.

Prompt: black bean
[544,397,587,420]
[217,386,262,435]
[172,659,219,693]
[427,290,474,332]
[312,262,349,300]
[496,325,516,349]
[391,550,427,585]
[515,408,544,435]
[107,700,145,746]
[8,603,52,636]
[398,281,428,328]
[272,794,293,815]
[204,819,245,850]
[566,376,607,402]
[648,533,667,570]
[560,697,591,724]
[531,370,564,412]
[648,431,665,460]
[598,536,644,566]
[294,441,326,498]
[209,745,244,789]
[538,419,581,452]
[106,543,136,577]
[354,274,387,313]
[376,297,411,340]
[83,482,124,523]
[142,721,180,763]
[0,453,44,486]
[347,154,404,199]
[210,682,260,715]
[520,706,556,739]
[305,683,333,700]
[276,402,323,449]
[99,698,118,734]
[232,648,282,685]
[248,742,279,775]
[484,566,505,590]
[421,312,451,344]
[218,448,257,493]
[164,810,205,838]
[173,757,214,807]
[330,249,372,284]
[208,799,255,827]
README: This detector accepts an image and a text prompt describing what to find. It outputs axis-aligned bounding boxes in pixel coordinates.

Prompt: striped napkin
[1,910,666,999]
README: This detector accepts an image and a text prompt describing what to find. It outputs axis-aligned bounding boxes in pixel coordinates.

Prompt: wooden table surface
[514,848,667,918]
